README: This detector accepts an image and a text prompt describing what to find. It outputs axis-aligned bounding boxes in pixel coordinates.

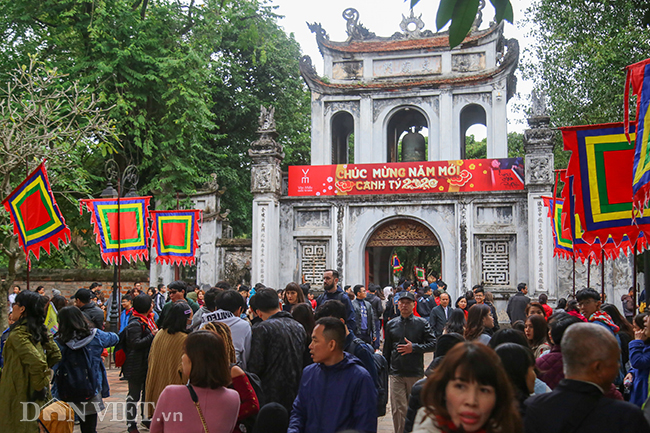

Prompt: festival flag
[560,122,650,248]
[79,196,151,265]
[625,58,650,213]
[45,303,59,335]
[1,161,71,265]
[392,254,403,273]
[150,210,202,266]
[414,266,426,282]
[542,196,573,260]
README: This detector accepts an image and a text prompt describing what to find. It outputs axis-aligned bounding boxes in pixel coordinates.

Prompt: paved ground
[86,353,433,433]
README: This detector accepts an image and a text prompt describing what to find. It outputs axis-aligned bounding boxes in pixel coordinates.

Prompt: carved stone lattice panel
[481,239,510,286]
[300,242,328,287]
[367,219,438,247]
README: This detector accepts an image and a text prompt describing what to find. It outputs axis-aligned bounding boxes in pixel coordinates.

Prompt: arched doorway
[364,219,441,288]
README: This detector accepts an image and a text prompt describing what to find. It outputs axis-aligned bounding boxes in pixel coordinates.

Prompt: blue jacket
[288,352,377,433]
[54,329,119,399]
[120,309,132,333]
[629,339,650,407]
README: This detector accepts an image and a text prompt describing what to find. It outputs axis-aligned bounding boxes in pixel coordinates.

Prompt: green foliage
[0,0,311,241]
[411,0,513,48]
[393,246,441,282]
[465,134,487,159]
[521,0,650,133]
[507,131,525,158]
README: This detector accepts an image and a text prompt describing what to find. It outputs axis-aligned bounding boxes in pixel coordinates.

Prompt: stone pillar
[249,106,284,289]
[524,91,556,298]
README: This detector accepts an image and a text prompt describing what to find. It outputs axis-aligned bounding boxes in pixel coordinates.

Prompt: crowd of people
[1,274,650,433]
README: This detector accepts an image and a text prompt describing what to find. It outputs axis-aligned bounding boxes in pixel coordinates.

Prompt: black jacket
[416,295,435,318]
[247,311,307,413]
[365,293,384,320]
[524,379,650,433]
[428,305,453,338]
[80,302,105,330]
[383,314,436,377]
[122,316,155,383]
[352,299,376,339]
[506,292,530,324]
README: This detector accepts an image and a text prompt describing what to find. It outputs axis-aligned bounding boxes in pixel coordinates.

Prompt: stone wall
[10,268,149,300]
[217,238,252,286]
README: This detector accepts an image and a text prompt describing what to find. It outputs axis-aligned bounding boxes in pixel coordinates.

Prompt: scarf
[435,414,487,433]
[132,310,158,332]
[589,310,620,333]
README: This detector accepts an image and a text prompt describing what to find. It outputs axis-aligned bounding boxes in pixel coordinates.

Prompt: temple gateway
[247,8,633,318]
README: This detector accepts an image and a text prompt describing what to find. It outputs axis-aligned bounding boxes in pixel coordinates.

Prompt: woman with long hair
[54,306,119,433]
[443,309,466,335]
[150,331,240,433]
[495,343,536,417]
[524,315,550,358]
[145,302,193,422]
[0,291,62,432]
[204,322,260,433]
[282,282,306,312]
[525,302,546,320]
[464,304,493,345]
[455,296,468,320]
[413,342,521,433]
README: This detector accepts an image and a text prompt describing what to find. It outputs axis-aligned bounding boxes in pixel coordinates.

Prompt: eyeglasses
[169,290,179,295]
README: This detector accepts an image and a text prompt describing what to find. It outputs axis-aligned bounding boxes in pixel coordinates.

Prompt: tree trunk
[0,237,22,330]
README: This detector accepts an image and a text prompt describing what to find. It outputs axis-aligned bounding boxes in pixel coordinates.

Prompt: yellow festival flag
[45,303,58,335]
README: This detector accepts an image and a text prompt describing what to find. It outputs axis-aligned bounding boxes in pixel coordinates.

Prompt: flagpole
[587,256,591,288]
[601,249,605,300]
[25,159,29,291]
[175,192,180,281]
[634,243,638,315]
[572,251,576,296]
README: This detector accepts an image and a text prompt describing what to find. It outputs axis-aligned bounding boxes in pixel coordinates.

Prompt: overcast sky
[268,0,536,136]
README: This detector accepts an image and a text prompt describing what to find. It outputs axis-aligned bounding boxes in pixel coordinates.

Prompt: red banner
[288,158,524,196]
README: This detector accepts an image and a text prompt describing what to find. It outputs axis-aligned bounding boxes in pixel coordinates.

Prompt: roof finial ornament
[342,8,375,41]
[400,9,426,38]
[471,0,486,32]
[258,105,276,133]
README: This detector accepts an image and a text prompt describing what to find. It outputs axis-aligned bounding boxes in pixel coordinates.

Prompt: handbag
[187,384,210,433]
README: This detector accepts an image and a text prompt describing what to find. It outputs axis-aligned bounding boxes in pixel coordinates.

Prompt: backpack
[113,328,127,368]
[347,337,389,417]
[230,365,265,433]
[54,344,96,402]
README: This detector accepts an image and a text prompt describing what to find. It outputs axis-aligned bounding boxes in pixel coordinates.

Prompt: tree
[0,0,310,239]
[0,58,114,329]
[521,0,650,169]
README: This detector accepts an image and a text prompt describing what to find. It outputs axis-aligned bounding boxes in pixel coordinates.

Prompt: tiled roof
[318,26,498,54]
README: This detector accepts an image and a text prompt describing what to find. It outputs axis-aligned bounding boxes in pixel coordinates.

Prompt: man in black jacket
[507,282,530,324]
[123,294,157,433]
[383,291,436,433]
[525,322,650,433]
[351,285,376,346]
[248,288,308,413]
[366,284,384,349]
[316,270,357,334]
[73,288,105,330]
[429,292,453,338]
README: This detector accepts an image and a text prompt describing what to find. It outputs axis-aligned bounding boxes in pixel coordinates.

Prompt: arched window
[386,107,429,163]
[331,111,354,164]
[460,104,487,159]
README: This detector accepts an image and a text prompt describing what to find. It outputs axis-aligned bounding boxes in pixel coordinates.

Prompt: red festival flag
[624,58,650,214]
[79,197,151,265]
[150,210,202,266]
[2,162,71,265]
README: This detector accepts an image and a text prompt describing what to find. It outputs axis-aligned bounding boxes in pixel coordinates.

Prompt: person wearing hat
[73,288,105,330]
[383,290,436,433]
